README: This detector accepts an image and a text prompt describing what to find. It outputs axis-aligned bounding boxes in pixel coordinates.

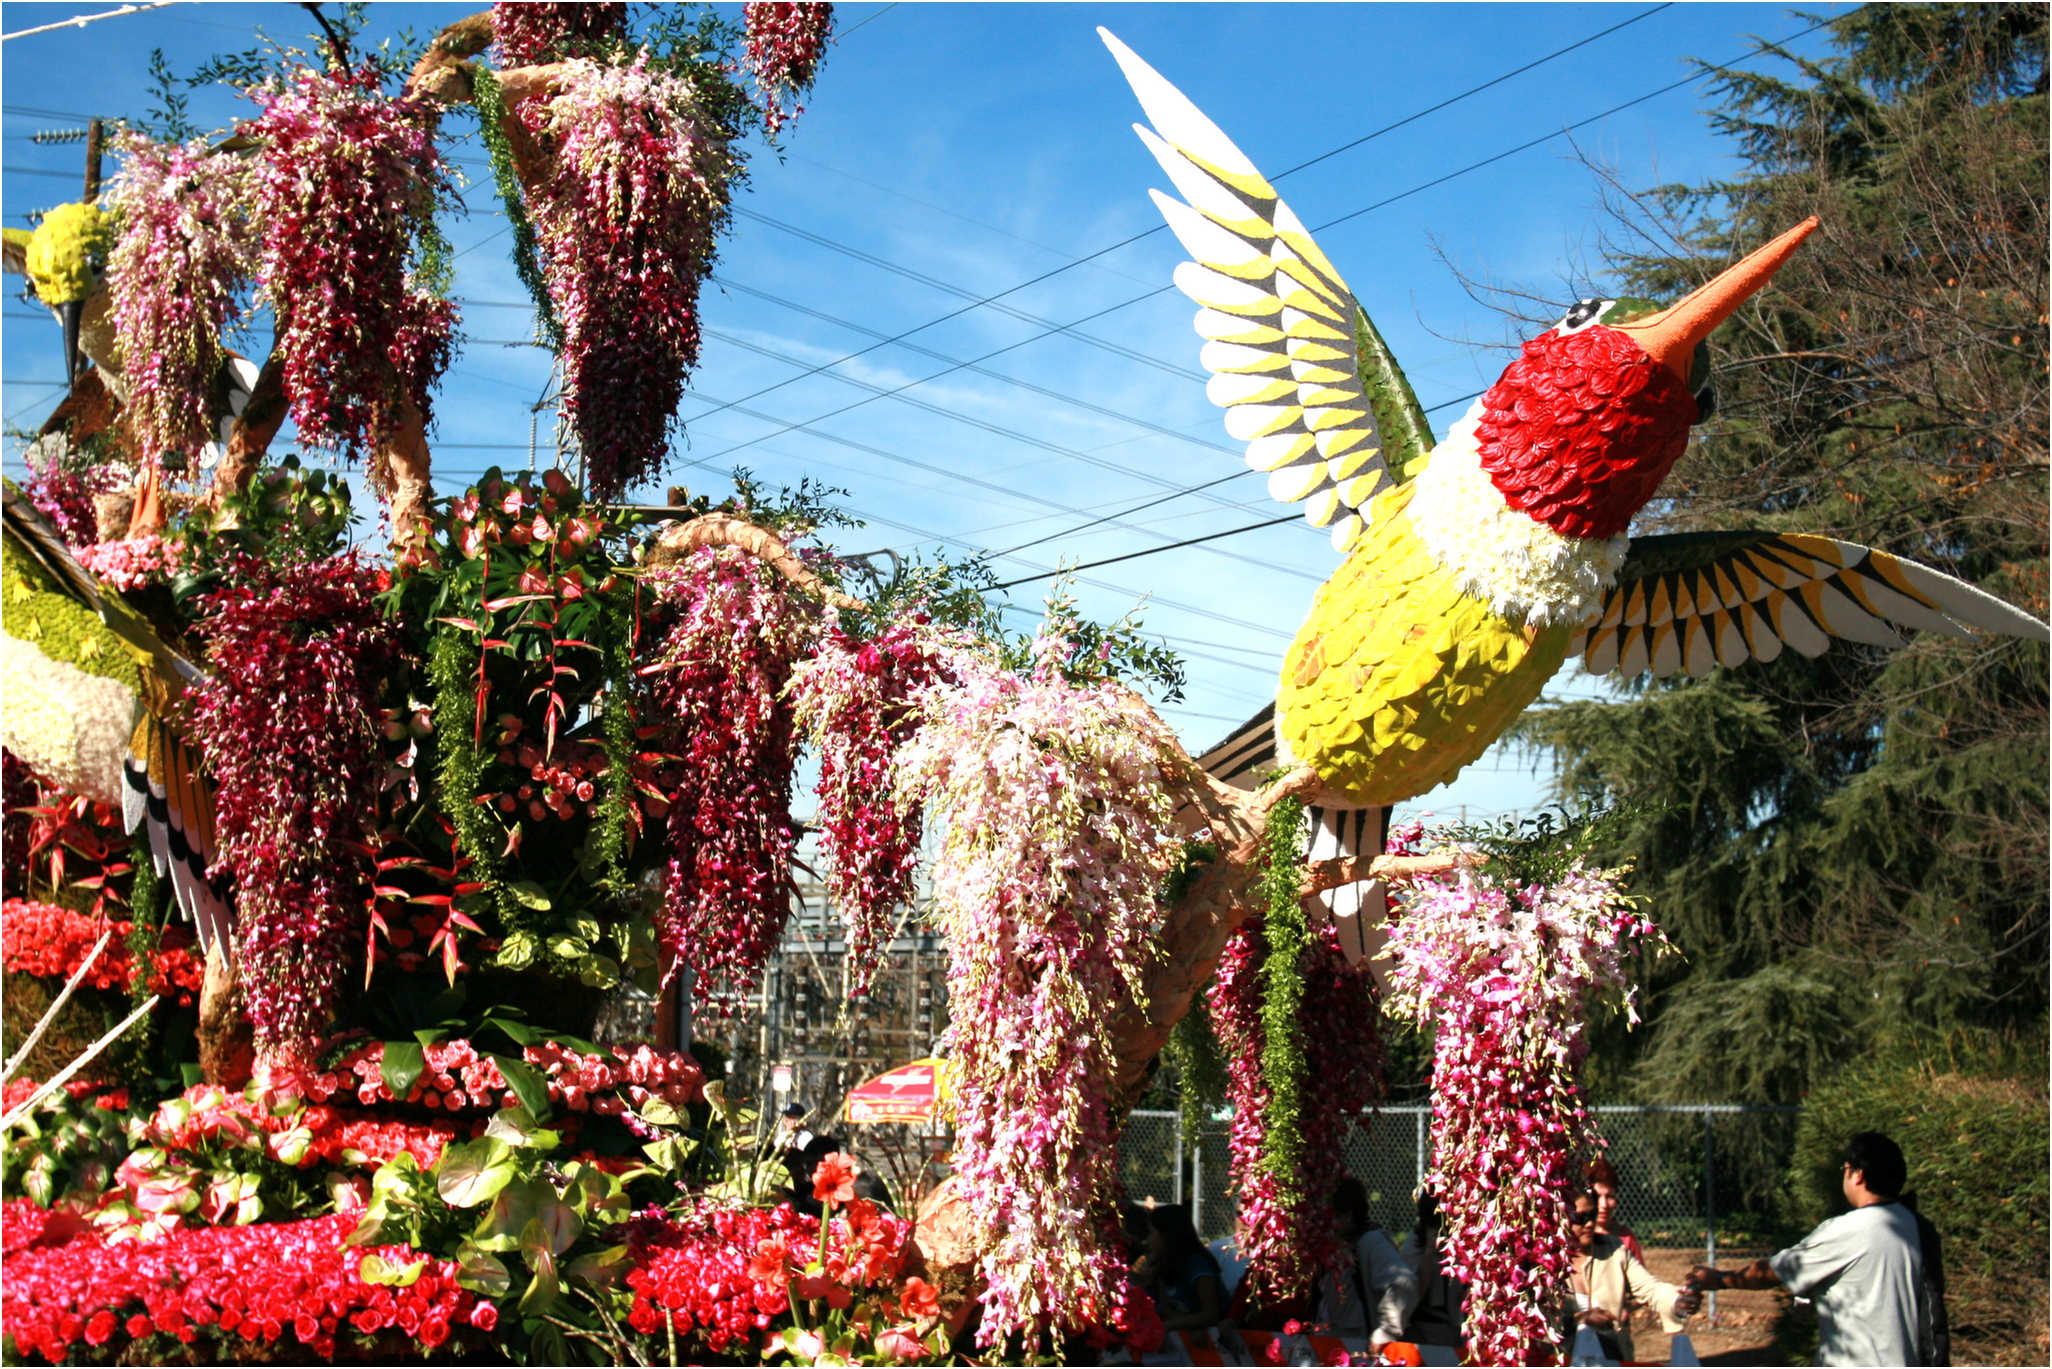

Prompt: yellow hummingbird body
[1278,479,1575,807]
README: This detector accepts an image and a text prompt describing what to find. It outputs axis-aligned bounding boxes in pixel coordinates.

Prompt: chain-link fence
[1119,1104,1800,1258]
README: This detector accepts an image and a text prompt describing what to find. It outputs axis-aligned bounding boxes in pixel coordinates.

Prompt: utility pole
[83,119,105,201]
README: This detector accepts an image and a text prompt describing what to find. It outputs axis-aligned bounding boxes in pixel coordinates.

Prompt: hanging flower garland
[743,2,834,136]
[183,555,402,1057]
[788,613,957,994]
[490,1,626,68]
[1379,824,1667,1365]
[1207,810,1383,1311]
[243,64,455,458]
[638,546,808,1005]
[893,623,1185,1352]
[103,132,255,471]
[521,57,734,501]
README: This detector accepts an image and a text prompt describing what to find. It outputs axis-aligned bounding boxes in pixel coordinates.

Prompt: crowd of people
[1121,1130,1948,1368]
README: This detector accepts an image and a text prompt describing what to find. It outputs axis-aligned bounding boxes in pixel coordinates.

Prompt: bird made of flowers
[1101,30,2049,816]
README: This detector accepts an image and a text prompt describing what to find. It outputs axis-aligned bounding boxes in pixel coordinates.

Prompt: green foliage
[1256,796,1308,1205]
[1517,3,2049,1106]
[167,456,355,599]
[1789,1029,2049,1363]
[1444,800,1657,889]
[142,47,198,141]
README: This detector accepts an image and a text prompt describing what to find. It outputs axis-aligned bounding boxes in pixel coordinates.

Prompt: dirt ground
[1630,1246,1788,1365]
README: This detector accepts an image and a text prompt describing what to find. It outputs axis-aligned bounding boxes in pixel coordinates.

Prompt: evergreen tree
[1516,3,2048,1106]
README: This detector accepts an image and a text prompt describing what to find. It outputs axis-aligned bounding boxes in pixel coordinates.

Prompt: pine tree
[1516,3,2049,1106]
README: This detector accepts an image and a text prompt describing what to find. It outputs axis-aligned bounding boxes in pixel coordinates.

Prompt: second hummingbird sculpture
[1104,30,2048,813]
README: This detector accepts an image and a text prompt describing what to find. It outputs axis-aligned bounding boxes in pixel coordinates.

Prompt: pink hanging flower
[521,57,734,500]
[103,132,256,470]
[243,63,455,459]
[743,2,834,136]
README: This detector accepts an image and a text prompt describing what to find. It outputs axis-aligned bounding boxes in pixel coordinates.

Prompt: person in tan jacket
[1565,1189,1702,1361]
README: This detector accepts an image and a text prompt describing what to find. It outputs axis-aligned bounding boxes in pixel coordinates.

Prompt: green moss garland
[426,628,528,958]
[1257,794,1309,1207]
[471,67,563,352]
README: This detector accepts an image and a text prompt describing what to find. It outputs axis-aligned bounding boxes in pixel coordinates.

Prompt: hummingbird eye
[1554,298,1611,335]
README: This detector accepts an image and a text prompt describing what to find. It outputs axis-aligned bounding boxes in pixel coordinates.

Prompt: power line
[672,4,1677,434]
[989,514,1301,590]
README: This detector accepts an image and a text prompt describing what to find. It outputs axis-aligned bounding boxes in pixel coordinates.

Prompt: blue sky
[2,1,1852,827]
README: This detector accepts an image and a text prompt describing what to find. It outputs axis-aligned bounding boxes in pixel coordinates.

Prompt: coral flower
[811,1152,857,1208]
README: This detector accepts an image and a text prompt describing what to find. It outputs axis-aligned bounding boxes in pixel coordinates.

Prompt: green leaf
[517,1246,559,1316]
[436,1137,516,1208]
[481,1013,539,1046]
[358,1252,426,1287]
[455,1242,511,1298]
[547,934,590,961]
[483,1106,559,1150]
[577,955,621,990]
[569,916,602,944]
[566,1243,632,1286]
[493,1054,551,1119]
[520,1202,580,1261]
[379,1041,427,1101]
[474,1176,549,1253]
[638,1097,685,1128]
[493,930,539,970]
[508,879,552,910]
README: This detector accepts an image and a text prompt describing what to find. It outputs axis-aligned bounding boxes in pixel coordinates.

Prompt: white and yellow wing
[1102,29,1402,553]
[1572,530,2051,678]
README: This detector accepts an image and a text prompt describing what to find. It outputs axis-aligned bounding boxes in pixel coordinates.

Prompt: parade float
[3,7,2044,1366]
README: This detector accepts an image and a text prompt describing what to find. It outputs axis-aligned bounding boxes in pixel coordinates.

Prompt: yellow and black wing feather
[1102,29,1433,554]
[1572,530,2051,678]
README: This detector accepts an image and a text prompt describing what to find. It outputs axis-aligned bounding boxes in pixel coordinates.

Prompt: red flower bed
[1,898,205,1005]
[624,1197,916,1356]
[0,1205,495,1363]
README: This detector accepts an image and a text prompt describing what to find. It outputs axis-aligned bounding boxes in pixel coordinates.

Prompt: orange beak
[1614,217,1819,380]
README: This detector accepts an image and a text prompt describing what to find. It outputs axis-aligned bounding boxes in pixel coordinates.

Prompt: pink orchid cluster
[522,56,733,499]
[743,2,835,135]
[1208,912,1381,1309]
[16,442,121,548]
[639,547,807,1004]
[789,614,959,993]
[891,622,1185,1351]
[243,64,455,456]
[74,532,181,592]
[0,1207,494,1362]
[1379,830,1667,1365]
[489,0,626,67]
[183,554,403,1055]
[103,131,255,469]
[287,1037,704,1119]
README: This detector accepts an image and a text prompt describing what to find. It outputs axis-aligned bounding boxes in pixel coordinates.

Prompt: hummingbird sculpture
[1104,31,2049,815]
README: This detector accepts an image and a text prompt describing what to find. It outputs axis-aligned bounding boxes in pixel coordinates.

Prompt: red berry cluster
[183,554,404,1056]
[638,549,806,1005]
[489,0,626,67]
[0,1208,495,1362]
[743,2,835,135]
[242,64,455,457]
[489,726,607,824]
[1,898,205,1005]
[791,618,951,993]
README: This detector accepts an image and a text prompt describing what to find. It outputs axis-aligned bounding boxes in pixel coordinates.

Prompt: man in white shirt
[1692,1132,1933,1365]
